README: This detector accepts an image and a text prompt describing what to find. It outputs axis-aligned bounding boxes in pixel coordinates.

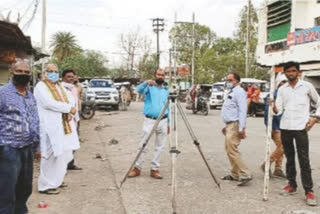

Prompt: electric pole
[191,12,195,85]
[245,0,251,78]
[152,18,164,69]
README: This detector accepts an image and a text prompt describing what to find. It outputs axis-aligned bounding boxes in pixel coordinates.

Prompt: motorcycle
[80,100,96,120]
[192,96,209,116]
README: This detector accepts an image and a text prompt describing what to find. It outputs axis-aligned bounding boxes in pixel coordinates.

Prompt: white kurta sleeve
[34,82,72,113]
[275,87,284,115]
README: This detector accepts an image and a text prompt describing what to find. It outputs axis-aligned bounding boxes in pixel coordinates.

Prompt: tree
[50,31,80,63]
[119,30,141,73]
[58,50,109,78]
[137,53,158,80]
[169,23,216,83]
[234,1,268,80]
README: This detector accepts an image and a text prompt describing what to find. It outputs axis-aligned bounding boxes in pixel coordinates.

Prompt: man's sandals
[39,188,60,195]
[221,175,252,186]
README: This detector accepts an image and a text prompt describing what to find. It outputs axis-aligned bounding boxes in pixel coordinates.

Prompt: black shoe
[237,178,252,186]
[68,165,83,170]
[221,175,237,181]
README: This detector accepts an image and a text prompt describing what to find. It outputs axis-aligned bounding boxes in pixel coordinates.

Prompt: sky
[0,0,264,67]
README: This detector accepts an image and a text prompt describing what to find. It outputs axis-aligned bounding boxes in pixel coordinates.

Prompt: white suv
[86,79,119,110]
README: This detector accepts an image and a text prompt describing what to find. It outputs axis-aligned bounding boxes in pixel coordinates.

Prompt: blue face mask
[47,72,59,83]
[226,82,234,90]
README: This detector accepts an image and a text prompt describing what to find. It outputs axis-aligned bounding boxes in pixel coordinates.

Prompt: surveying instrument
[120,45,220,214]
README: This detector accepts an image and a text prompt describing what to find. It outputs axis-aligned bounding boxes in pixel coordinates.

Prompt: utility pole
[152,18,164,69]
[41,0,46,72]
[191,12,195,85]
[245,0,251,78]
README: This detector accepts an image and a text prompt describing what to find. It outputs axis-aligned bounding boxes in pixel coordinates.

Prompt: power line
[47,19,120,30]
[22,0,39,30]
[0,0,26,12]
[20,0,37,21]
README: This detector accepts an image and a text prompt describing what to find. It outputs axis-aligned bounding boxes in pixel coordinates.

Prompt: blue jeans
[0,145,33,214]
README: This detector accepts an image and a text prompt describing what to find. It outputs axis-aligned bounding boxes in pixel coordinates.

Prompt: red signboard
[177,66,190,76]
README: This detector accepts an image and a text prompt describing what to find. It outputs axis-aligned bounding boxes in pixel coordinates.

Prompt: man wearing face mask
[221,72,252,186]
[34,64,80,194]
[0,59,40,214]
[274,61,320,206]
[61,69,82,171]
[127,68,170,179]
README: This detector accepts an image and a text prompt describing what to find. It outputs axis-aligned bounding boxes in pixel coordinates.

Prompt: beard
[155,78,164,85]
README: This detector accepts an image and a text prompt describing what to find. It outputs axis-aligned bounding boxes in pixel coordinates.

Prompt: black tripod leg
[120,99,170,188]
[176,101,221,189]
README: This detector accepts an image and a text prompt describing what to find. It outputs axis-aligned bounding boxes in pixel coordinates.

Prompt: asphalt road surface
[28,102,320,214]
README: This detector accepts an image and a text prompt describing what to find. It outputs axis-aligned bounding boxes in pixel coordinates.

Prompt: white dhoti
[38,150,73,191]
[34,81,80,191]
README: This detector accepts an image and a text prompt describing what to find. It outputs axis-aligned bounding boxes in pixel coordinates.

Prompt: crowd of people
[0,60,319,214]
[127,62,320,207]
[0,59,82,213]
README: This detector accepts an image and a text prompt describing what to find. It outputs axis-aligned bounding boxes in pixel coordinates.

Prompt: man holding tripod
[128,68,169,179]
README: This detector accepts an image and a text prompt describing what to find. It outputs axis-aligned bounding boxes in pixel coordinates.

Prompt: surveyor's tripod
[120,89,220,214]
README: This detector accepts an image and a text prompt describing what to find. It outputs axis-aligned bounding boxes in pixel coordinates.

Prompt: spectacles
[46,70,58,73]
[226,79,234,82]
[15,69,30,74]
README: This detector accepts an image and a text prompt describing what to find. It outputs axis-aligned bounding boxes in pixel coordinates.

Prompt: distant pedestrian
[0,58,40,214]
[221,72,252,186]
[249,84,260,117]
[274,61,320,206]
[127,68,169,179]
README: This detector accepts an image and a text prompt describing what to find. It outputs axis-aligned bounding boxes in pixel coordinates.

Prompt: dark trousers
[0,145,33,214]
[249,102,258,115]
[281,129,313,193]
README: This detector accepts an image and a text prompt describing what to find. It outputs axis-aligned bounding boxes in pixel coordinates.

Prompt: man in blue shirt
[128,68,169,179]
[0,59,40,214]
[221,72,252,186]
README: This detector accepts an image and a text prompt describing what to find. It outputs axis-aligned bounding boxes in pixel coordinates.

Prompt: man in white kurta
[34,64,80,194]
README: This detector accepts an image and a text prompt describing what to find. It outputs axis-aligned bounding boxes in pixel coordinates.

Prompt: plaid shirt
[0,81,40,150]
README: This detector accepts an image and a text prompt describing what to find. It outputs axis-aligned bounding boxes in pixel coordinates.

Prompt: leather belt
[226,121,238,124]
[146,115,167,120]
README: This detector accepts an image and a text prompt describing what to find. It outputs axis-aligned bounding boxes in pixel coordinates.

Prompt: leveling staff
[128,68,170,179]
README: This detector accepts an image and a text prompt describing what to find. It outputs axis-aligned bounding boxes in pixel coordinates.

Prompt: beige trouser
[225,122,251,180]
[269,130,284,171]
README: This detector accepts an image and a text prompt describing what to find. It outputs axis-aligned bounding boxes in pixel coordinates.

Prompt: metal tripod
[120,90,221,214]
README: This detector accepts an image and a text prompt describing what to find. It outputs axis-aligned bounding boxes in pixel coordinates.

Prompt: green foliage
[137,53,157,80]
[57,50,109,78]
[50,31,81,63]
[168,3,269,84]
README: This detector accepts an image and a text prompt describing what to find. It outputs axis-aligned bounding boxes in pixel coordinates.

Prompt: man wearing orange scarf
[34,64,80,194]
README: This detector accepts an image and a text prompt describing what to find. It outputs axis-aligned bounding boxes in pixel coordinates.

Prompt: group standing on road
[1,58,320,214]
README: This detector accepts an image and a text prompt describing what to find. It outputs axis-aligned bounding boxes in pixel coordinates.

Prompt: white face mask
[226,82,234,89]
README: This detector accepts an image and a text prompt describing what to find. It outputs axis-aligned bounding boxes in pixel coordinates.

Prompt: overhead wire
[22,0,39,30]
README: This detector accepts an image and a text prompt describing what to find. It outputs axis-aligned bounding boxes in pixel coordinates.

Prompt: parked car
[85,79,119,110]
[209,82,225,109]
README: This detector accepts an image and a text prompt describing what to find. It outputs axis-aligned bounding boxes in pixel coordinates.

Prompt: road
[28,102,320,214]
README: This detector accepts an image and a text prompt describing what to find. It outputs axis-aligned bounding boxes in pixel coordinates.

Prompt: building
[256,0,320,89]
[0,20,46,84]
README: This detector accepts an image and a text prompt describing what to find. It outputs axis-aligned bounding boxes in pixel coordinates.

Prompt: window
[315,17,320,26]
[267,1,292,42]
